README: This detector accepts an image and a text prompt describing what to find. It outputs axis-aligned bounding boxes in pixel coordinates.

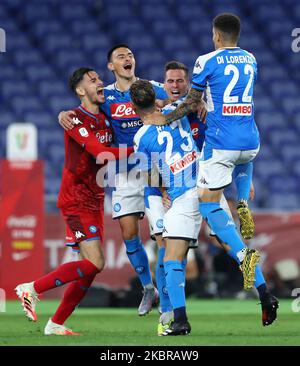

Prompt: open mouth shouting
[124,63,133,72]
[96,87,104,96]
[170,89,181,99]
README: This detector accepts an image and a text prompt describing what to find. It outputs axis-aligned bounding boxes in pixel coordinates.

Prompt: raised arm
[142,88,204,126]
[165,89,203,123]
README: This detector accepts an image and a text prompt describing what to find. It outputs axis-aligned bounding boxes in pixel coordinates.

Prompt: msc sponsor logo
[111,102,137,119]
[121,120,143,129]
[169,150,197,174]
[222,103,252,116]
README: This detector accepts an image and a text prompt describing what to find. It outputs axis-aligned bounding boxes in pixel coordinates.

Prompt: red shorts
[62,209,104,253]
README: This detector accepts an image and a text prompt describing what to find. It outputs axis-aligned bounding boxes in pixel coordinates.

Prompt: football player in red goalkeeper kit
[15,67,133,335]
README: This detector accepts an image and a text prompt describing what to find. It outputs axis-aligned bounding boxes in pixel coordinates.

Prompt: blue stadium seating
[0,0,299,210]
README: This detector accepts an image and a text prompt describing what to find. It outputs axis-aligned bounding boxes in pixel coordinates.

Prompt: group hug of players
[15,13,278,336]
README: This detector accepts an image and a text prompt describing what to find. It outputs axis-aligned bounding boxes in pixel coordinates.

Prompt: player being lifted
[148,60,237,335]
[132,79,201,335]
[15,68,132,335]
[149,60,258,335]
[142,14,279,326]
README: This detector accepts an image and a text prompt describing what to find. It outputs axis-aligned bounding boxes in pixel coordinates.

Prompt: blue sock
[181,259,187,275]
[257,283,268,301]
[200,202,247,260]
[164,260,186,312]
[124,236,152,287]
[227,249,240,264]
[174,306,187,323]
[254,266,266,289]
[156,247,172,313]
[233,162,253,201]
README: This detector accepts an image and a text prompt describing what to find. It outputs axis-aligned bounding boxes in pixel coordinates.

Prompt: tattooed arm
[142,88,204,126]
[165,89,203,123]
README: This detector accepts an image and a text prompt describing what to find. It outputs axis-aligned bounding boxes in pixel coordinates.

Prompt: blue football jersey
[144,99,205,202]
[168,98,206,152]
[101,80,167,147]
[134,109,198,202]
[192,47,260,150]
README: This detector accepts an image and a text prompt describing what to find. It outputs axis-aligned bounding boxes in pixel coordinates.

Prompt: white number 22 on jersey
[223,64,254,103]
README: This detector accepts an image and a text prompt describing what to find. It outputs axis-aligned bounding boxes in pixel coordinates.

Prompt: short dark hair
[130,79,155,110]
[213,13,241,42]
[107,43,131,62]
[69,67,95,95]
[164,60,189,79]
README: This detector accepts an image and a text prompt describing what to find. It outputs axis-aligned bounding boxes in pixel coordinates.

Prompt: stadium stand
[0,0,299,210]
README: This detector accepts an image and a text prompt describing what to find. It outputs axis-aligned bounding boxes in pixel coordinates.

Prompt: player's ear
[75,85,85,98]
[216,30,222,43]
[107,62,114,72]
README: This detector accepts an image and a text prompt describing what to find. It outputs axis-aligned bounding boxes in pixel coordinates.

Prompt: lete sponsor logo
[169,150,197,174]
[95,131,113,144]
[111,102,138,119]
[190,123,199,139]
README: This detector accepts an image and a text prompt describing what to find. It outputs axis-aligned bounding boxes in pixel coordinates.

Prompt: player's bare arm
[145,165,161,189]
[165,88,204,123]
[155,98,171,109]
[197,99,208,122]
[58,110,76,130]
[146,168,171,209]
[142,89,204,125]
[161,187,172,210]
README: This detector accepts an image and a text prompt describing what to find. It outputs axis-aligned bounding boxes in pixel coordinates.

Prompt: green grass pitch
[0,299,299,346]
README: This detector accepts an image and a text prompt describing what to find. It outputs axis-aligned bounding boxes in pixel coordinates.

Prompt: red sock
[52,274,96,325]
[33,259,99,294]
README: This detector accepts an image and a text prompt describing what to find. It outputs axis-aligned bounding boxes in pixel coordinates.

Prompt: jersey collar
[78,105,100,121]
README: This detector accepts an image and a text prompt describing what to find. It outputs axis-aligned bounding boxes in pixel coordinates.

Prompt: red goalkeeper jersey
[57,105,131,212]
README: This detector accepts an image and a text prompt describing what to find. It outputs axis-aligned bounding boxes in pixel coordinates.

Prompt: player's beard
[93,90,105,105]
[84,92,103,107]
